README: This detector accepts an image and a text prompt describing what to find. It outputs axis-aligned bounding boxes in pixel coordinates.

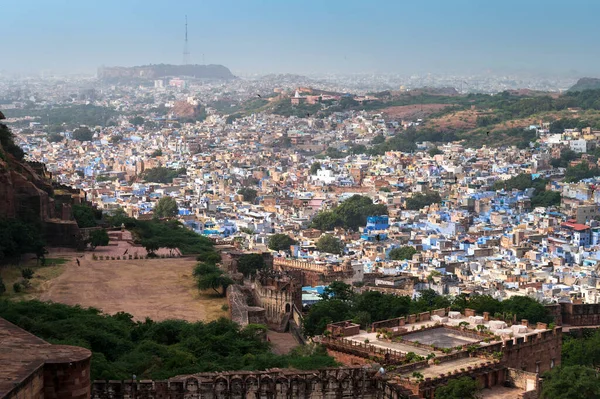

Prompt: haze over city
[3,0,600,76]
[5,1,600,398]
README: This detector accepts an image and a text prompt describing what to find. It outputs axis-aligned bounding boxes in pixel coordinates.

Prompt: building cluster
[4,74,600,311]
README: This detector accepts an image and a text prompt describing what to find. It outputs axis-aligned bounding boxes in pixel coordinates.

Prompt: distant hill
[98,64,235,81]
[568,77,600,92]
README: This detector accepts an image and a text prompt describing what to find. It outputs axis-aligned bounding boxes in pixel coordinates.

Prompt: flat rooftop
[346,331,442,357]
[402,327,481,349]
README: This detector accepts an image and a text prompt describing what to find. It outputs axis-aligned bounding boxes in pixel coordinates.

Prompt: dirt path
[267,331,299,355]
[39,255,222,322]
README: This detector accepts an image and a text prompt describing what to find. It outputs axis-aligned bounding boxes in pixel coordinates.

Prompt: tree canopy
[389,246,417,260]
[89,229,109,249]
[310,195,388,231]
[310,162,322,175]
[316,234,344,255]
[238,187,258,203]
[237,254,267,277]
[72,204,100,228]
[72,127,94,142]
[268,234,296,252]
[434,377,481,399]
[405,192,442,210]
[154,197,179,219]
[141,167,186,184]
[0,300,337,380]
[541,366,600,399]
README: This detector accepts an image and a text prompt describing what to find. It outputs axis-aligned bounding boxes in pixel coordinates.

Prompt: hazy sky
[2,0,600,76]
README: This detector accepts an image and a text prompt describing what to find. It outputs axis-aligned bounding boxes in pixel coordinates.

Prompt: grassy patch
[196,290,229,321]
[0,257,69,299]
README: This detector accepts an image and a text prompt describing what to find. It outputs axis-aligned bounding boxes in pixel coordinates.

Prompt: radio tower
[183,15,190,65]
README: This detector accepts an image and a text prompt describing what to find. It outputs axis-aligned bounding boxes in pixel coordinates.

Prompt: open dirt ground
[38,254,227,322]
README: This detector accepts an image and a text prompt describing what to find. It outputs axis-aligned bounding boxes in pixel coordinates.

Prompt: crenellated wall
[500,327,562,374]
[91,367,416,399]
[558,303,600,326]
[273,258,354,286]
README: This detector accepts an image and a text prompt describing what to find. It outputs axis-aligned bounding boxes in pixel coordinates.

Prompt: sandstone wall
[92,367,407,399]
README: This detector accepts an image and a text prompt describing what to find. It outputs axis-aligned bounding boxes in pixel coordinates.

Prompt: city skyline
[2,0,600,77]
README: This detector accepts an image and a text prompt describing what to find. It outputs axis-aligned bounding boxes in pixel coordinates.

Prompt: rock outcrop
[0,118,82,247]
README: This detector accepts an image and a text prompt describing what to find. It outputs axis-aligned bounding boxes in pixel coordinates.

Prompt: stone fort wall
[91,367,417,399]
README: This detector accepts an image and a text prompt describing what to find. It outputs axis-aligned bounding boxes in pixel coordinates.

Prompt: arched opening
[285,303,291,313]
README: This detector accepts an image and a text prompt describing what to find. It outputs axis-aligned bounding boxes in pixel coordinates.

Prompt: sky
[2,0,600,76]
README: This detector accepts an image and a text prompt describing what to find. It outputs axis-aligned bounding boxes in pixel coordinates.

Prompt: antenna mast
[183,15,190,65]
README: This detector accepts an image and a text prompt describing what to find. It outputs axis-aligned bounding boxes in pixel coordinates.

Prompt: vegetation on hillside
[492,173,561,207]
[267,234,297,252]
[5,104,119,129]
[0,300,337,380]
[141,167,187,184]
[541,329,600,398]
[106,211,217,257]
[405,192,442,210]
[310,195,388,231]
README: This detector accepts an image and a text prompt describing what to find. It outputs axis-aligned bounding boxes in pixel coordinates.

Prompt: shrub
[221,304,229,312]
[13,282,22,293]
[21,268,34,280]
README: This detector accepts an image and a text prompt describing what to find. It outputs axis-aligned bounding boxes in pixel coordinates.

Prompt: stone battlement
[91,367,411,399]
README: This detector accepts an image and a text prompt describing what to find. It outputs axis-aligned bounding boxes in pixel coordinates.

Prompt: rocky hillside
[0,115,82,248]
[98,64,235,81]
[568,77,600,92]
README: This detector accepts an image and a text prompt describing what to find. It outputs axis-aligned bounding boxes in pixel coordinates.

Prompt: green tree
[428,147,443,156]
[48,133,64,143]
[142,239,160,256]
[501,296,552,324]
[238,187,258,203]
[89,229,110,250]
[316,234,344,255]
[237,254,267,277]
[320,281,354,301]
[310,195,388,231]
[72,127,94,142]
[268,234,296,251]
[531,190,561,207]
[303,299,352,336]
[310,162,322,175]
[0,299,337,380]
[326,147,344,158]
[151,149,163,157]
[197,270,234,296]
[129,116,145,126]
[370,134,385,145]
[72,204,98,228]
[0,277,5,295]
[154,197,178,219]
[541,366,600,399]
[434,376,482,399]
[141,167,186,183]
[389,246,417,260]
[193,262,220,277]
[405,192,442,210]
[309,211,340,231]
[564,162,600,183]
